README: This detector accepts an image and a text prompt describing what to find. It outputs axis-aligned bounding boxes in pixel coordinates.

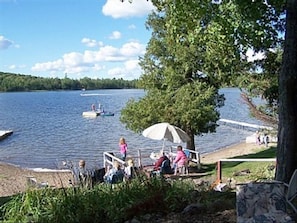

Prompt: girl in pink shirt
[173,145,188,169]
[119,137,128,161]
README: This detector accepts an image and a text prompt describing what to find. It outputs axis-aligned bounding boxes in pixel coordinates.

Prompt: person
[119,137,128,161]
[150,151,173,176]
[173,145,188,175]
[104,161,125,184]
[124,159,135,181]
[72,159,90,187]
[263,133,269,147]
[153,151,170,171]
[91,104,96,111]
[255,131,261,145]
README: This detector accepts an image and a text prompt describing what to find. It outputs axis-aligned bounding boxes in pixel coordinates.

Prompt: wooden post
[217,160,222,182]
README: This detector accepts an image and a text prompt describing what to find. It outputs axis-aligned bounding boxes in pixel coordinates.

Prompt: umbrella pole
[162,139,165,151]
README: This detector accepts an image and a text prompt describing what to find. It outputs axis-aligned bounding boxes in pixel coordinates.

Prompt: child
[119,137,128,161]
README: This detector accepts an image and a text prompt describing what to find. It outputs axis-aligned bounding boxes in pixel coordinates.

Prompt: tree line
[0,72,138,92]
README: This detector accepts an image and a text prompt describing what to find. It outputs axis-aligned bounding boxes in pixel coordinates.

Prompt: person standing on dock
[91,104,96,111]
[119,137,128,161]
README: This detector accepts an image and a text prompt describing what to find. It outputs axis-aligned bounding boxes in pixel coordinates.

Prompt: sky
[0,0,155,80]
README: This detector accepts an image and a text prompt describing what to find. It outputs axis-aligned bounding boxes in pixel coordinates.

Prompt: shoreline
[0,141,273,197]
[200,141,273,164]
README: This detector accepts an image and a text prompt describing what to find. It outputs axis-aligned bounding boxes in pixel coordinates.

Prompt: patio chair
[284,169,297,213]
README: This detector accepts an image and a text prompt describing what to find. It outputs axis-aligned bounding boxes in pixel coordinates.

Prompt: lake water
[0,88,262,170]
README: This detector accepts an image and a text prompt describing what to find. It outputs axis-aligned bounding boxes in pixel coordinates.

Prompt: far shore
[0,141,274,197]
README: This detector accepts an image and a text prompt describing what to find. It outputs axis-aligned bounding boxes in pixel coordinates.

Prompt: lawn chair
[284,169,297,213]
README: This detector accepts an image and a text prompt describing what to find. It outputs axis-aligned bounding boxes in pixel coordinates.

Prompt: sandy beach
[0,141,271,197]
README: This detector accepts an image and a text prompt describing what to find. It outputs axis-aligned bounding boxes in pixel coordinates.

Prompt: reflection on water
[0,88,262,169]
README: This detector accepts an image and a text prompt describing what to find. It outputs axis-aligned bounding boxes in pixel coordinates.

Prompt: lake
[0,88,262,169]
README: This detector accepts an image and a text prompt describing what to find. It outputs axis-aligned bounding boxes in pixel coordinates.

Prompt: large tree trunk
[276,0,297,183]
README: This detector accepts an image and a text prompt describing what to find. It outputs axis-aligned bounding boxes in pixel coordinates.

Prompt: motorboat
[0,130,13,141]
[99,111,114,117]
[94,103,114,116]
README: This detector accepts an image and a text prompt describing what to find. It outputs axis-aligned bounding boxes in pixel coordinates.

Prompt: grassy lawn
[200,146,277,184]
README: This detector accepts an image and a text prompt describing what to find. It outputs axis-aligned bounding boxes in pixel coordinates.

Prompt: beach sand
[0,142,272,197]
[200,141,271,164]
[0,164,72,197]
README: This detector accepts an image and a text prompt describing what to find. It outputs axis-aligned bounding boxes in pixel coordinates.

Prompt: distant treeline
[0,72,139,92]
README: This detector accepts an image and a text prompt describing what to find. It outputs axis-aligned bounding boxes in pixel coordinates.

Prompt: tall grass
[0,176,199,223]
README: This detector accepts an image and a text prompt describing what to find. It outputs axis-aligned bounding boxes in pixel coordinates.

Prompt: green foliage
[0,178,198,223]
[121,0,285,151]
[122,0,245,150]
[0,72,138,92]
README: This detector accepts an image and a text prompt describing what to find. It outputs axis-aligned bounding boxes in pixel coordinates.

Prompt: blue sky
[0,0,155,80]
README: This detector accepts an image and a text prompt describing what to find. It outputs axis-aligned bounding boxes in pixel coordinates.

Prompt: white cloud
[81,38,103,48]
[107,59,141,80]
[7,64,26,70]
[109,31,121,40]
[0,35,14,50]
[9,64,16,69]
[120,41,145,56]
[128,24,136,29]
[31,40,146,79]
[102,0,155,19]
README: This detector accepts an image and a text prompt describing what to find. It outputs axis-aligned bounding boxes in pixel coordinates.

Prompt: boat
[82,103,114,117]
[0,130,13,141]
[82,111,100,118]
[95,103,114,116]
[100,111,115,117]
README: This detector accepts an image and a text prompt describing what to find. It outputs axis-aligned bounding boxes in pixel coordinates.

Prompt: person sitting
[173,145,188,175]
[72,159,91,188]
[124,159,135,181]
[104,161,125,184]
[152,152,173,175]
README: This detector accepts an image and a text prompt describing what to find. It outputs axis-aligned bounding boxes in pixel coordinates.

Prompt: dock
[218,119,274,131]
[0,130,13,141]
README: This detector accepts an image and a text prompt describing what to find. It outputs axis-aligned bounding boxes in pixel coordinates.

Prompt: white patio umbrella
[142,122,190,149]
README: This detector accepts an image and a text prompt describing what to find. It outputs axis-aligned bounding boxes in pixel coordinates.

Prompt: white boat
[0,130,13,141]
[82,111,100,118]
[82,103,114,118]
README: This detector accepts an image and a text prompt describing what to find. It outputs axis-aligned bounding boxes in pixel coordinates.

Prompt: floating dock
[0,130,13,141]
[82,111,100,118]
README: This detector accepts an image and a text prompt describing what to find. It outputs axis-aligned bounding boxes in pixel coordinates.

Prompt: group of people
[74,137,189,186]
[152,145,189,175]
[255,131,269,147]
[103,159,135,184]
[103,137,132,184]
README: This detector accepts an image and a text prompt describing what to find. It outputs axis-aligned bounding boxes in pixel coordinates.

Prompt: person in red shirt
[153,152,170,171]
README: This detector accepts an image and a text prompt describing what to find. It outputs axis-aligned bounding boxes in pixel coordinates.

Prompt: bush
[0,176,197,223]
